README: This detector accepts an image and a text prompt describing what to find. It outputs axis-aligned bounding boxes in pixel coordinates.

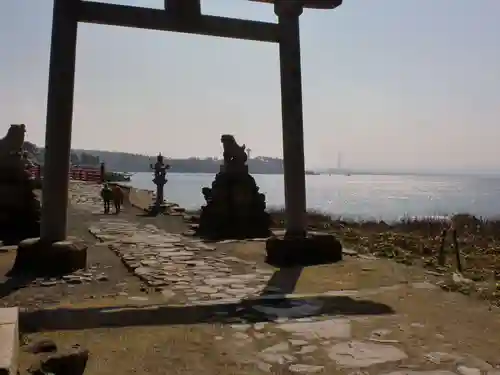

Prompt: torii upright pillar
[264,0,343,266]
[275,0,307,238]
[41,0,79,242]
[12,0,88,276]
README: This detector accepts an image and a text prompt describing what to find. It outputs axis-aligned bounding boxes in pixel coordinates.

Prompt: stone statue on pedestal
[148,153,170,215]
[9,124,88,276]
[0,124,40,245]
[196,135,271,240]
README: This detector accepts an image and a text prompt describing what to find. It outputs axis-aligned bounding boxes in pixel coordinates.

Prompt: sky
[1,0,500,171]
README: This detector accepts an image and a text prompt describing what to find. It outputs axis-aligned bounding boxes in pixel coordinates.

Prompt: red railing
[70,167,102,182]
[29,164,103,183]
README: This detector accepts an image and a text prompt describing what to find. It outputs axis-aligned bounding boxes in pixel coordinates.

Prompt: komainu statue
[0,124,26,160]
[0,124,40,246]
[196,134,271,240]
[221,134,247,171]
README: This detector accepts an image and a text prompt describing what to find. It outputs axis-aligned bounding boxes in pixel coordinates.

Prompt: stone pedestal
[196,167,272,240]
[146,201,168,216]
[266,233,343,267]
[10,238,87,276]
[0,162,40,245]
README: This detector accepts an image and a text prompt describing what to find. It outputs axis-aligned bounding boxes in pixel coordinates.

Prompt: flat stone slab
[0,307,19,375]
[278,319,352,340]
[328,340,408,367]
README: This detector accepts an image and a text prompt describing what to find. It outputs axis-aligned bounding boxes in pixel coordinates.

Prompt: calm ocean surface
[127,172,500,221]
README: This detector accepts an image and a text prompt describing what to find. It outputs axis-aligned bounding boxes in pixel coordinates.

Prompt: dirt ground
[17,249,500,374]
[0,186,191,310]
[0,200,148,311]
[3,184,500,374]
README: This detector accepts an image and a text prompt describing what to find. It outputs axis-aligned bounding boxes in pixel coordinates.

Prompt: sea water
[126,172,500,222]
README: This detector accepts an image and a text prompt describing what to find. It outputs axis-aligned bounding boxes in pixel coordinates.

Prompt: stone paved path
[89,218,274,304]
[68,182,500,375]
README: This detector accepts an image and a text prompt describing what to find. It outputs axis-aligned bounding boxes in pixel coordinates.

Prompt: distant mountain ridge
[74,149,285,174]
[24,142,285,174]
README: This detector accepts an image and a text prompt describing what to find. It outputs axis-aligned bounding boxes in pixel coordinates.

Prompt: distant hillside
[76,149,284,174]
[25,143,284,174]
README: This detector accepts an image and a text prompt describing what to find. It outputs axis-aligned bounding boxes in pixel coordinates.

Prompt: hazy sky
[1,0,499,170]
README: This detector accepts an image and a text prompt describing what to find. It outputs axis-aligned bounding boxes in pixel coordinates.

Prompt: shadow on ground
[20,294,394,333]
[0,275,35,298]
[17,260,395,334]
[261,267,303,295]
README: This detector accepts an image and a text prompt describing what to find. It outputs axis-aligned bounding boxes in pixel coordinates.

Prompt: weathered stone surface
[0,307,18,375]
[327,341,407,367]
[278,319,351,340]
[89,219,273,303]
[458,355,495,371]
[298,345,318,354]
[11,237,87,276]
[457,366,481,375]
[424,352,462,365]
[232,332,251,341]
[265,234,342,267]
[289,339,308,346]
[289,364,324,373]
[262,342,290,353]
[258,352,297,365]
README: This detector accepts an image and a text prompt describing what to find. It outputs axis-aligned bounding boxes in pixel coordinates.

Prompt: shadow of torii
[21,293,393,333]
[20,265,395,333]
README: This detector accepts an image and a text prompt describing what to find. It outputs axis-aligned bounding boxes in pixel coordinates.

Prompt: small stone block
[265,233,342,267]
[11,237,87,276]
[0,307,19,375]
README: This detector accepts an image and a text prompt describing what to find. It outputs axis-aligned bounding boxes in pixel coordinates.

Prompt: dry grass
[268,209,500,305]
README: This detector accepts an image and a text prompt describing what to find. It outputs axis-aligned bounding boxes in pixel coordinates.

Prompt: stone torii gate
[33,0,343,271]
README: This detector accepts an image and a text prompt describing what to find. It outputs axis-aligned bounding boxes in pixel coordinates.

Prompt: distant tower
[247,148,252,159]
[337,152,342,169]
